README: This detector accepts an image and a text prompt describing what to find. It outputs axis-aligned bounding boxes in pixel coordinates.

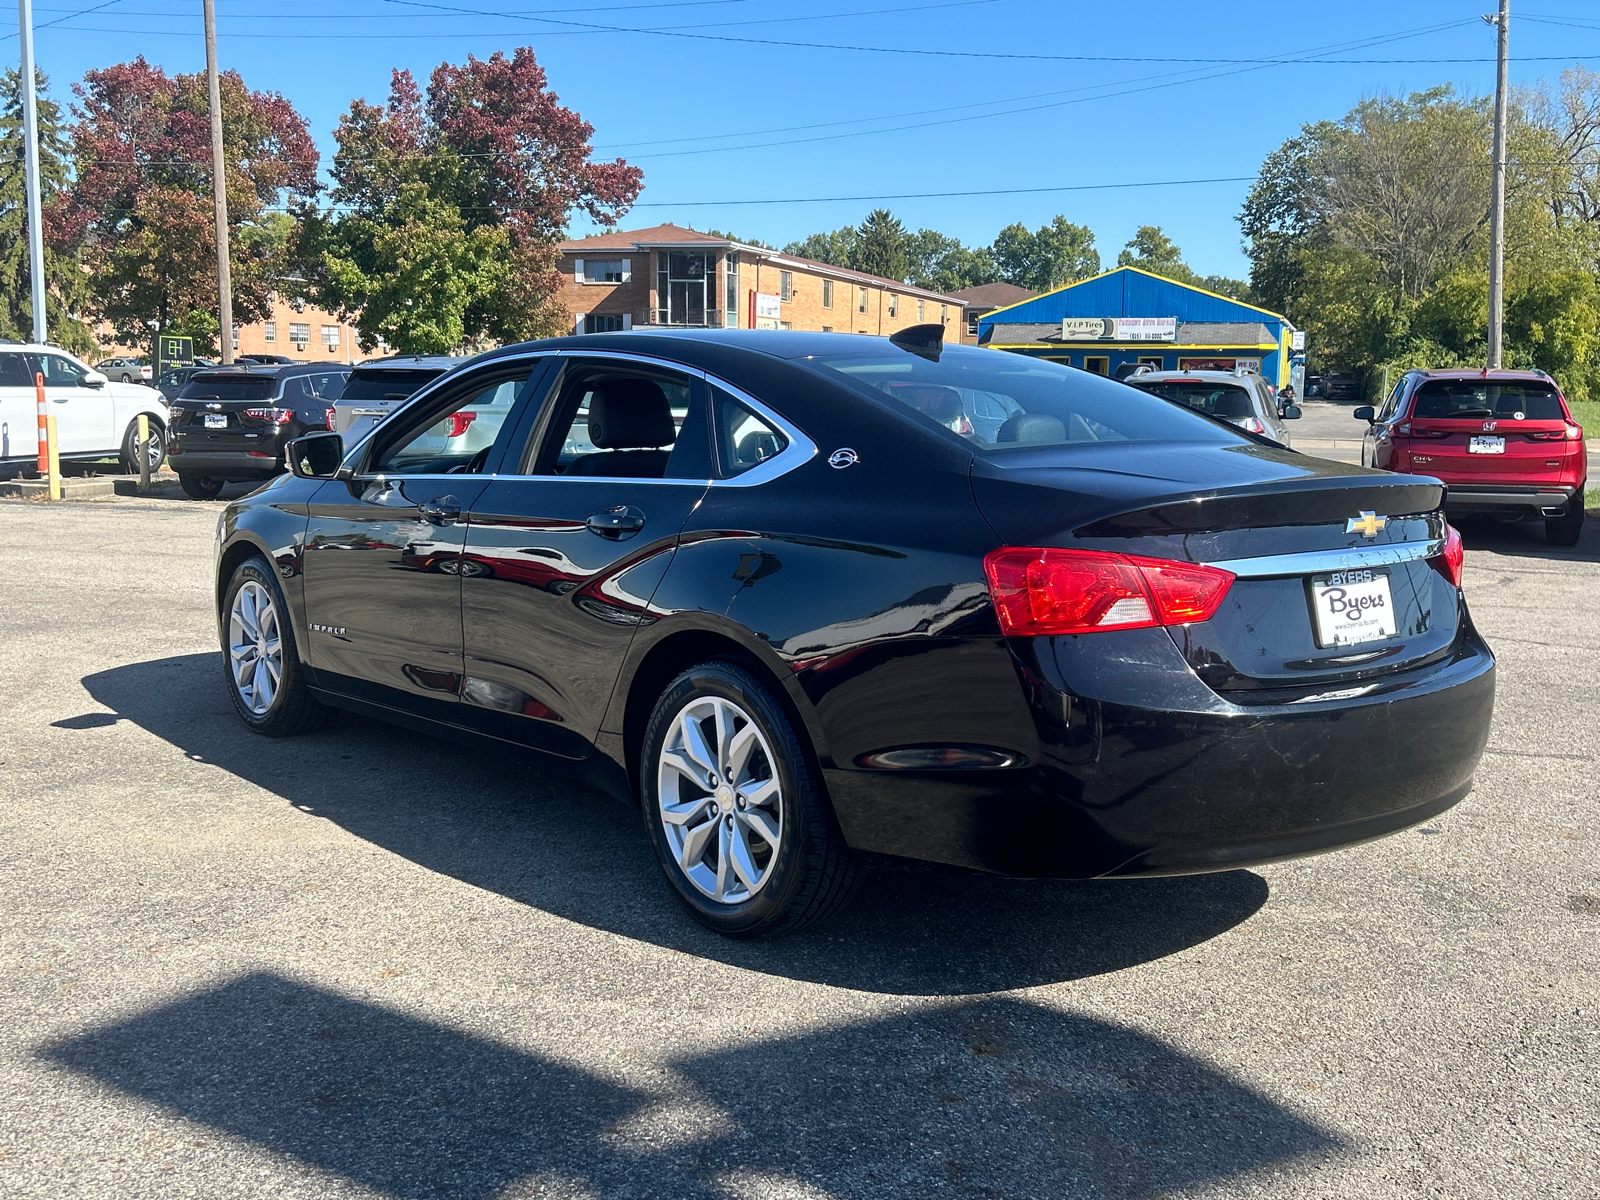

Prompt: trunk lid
[971,441,1458,697]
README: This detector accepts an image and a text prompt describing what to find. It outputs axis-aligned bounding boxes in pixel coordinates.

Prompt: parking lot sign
[157,335,194,375]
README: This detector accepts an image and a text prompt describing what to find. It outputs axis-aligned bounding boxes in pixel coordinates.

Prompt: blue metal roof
[981,266,1288,330]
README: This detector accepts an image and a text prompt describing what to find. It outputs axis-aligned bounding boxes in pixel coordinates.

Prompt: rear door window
[530,363,711,480]
[0,353,33,387]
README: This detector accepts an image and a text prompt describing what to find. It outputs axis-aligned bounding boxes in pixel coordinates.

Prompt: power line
[0,0,121,41]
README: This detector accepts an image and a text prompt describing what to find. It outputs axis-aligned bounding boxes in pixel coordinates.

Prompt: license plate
[1468,435,1505,454]
[204,413,227,429]
[1309,569,1396,647]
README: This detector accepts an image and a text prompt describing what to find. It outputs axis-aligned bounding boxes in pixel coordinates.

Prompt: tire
[641,660,858,938]
[119,418,165,475]
[1546,497,1585,546]
[179,473,225,500]
[220,555,329,736]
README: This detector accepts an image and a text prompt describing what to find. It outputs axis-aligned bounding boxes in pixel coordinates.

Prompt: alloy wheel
[228,580,283,715]
[657,695,783,904]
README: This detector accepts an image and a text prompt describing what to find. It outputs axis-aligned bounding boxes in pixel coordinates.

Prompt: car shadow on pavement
[1454,512,1597,559]
[43,972,1341,1199]
[81,654,1269,998]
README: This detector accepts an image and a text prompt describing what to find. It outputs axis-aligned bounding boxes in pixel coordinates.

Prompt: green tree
[0,69,92,353]
[309,51,642,353]
[906,228,996,292]
[851,208,909,281]
[991,216,1099,291]
[783,226,856,266]
[1116,224,1198,284]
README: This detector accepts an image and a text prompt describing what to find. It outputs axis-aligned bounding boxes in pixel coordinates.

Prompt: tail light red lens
[324,407,336,431]
[1432,524,1464,588]
[443,411,478,438]
[983,547,1235,636]
[242,407,294,424]
[1241,417,1267,434]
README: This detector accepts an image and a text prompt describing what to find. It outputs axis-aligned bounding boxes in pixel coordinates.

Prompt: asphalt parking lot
[1,490,1596,1199]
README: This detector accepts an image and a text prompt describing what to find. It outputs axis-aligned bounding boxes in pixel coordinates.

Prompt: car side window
[34,354,91,388]
[0,353,33,387]
[712,386,789,478]
[529,363,712,480]
[281,376,313,404]
[1377,376,1406,423]
[371,373,531,476]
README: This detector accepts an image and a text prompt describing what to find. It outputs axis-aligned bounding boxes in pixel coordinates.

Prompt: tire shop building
[976,266,1302,388]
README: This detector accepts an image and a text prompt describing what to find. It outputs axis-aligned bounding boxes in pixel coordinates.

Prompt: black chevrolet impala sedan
[213,328,1495,936]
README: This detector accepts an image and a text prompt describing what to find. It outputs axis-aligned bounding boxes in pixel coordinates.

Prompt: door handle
[419,495,461,526]
[586,505,646,540]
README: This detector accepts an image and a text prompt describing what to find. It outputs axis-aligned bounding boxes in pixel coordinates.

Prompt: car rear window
[336,368,444,402]
[809,347,1244,451]
[1128,379,1259,420]
[1411,380,1565,420]
[178,374,278,402]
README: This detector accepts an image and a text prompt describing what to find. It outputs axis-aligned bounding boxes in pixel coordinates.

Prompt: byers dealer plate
[1309,568,1396,647]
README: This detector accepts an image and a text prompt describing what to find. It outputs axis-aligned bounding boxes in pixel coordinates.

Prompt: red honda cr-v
[1357,368,1587,545]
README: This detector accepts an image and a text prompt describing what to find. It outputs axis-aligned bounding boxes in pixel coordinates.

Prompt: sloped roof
[948,282,1037,308]
[559,223,730,252]
[982,320,1278,346]
[980,265,1290,328]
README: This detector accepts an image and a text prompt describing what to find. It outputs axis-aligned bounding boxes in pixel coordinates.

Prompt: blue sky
[12,1,1600,277]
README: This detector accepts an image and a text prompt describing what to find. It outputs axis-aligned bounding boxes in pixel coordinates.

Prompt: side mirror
[83,370,108,388]
[1282,405,1302,420]
[1352,406,1376,423]
[288,431,345,479]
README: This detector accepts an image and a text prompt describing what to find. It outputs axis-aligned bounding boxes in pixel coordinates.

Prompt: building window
[888,294,898,318]
[779,321,792,330]
[967,317,979,336]
[779,270,793,302]
[586,313,626,333]
[656,251,713,325]
[821,326,833,333]
[917,298,925,322]
[822,279,833,309]
[264,321,276,343]
[321,325,340,350]
[289,322,310,349]
[1084,356,1110,376]
[857,287,868,314]
[725,253,739,327]
[577,257,630,284]
[940,305,947,324]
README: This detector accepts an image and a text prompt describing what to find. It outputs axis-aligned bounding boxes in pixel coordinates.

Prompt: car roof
[351,354,466,371]
[1127,369,1257,384]
[1408,368,1553,382]
[188,361,349,379]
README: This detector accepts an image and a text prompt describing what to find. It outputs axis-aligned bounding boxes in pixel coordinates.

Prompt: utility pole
[1485,0,1509,369]
[16,0,47,345]
[203,0,234,365]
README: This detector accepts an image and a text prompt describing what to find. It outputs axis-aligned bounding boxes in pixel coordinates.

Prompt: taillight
[325,407,336,431]
[242,407,294,424]
[443,411,477,438]
[983,547,1235,636]
[1431,524,1464,588]
[1567,422,1583,441]
[1241,417,1267,434]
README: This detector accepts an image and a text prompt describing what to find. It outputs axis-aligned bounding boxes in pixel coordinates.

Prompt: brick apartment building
[96,297,364,365]
[557,224,970,343]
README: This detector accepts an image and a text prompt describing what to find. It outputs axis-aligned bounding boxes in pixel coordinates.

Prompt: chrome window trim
[1207,539,1444,579]
[525,348,816,488]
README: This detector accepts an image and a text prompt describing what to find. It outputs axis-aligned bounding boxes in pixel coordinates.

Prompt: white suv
[0,344,171,475]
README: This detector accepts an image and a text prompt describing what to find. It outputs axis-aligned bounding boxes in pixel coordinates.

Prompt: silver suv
[1125,369,1300,448]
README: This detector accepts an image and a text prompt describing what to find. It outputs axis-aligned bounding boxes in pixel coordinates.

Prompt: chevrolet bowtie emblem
[1346,511,1388,539]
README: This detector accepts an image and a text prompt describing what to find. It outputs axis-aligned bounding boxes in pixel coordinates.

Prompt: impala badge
[1346,511,1388,539]
[828,447,859,469]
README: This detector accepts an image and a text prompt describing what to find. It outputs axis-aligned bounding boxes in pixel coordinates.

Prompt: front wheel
[221,556,329,736]
[179,473,224,500]
[641,660,857,938]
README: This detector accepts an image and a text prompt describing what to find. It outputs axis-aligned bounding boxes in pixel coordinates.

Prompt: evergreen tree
[851,208,909,282]
[0,68,92,352]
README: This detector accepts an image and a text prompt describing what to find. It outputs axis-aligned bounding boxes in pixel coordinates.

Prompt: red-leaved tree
[308,48,642,353]
[65,57,318,353]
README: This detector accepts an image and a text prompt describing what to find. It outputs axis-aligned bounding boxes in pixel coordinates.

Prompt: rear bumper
[825,627,1495,879]
[1445,483,1583,518]
[168,447,282,479]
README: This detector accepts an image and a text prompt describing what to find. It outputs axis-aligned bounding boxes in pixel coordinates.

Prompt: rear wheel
[1547,495,1586,546]
[119,418,165,475]
[641,660,857,938]
[221,556,329,736]
[179,473,224,500]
